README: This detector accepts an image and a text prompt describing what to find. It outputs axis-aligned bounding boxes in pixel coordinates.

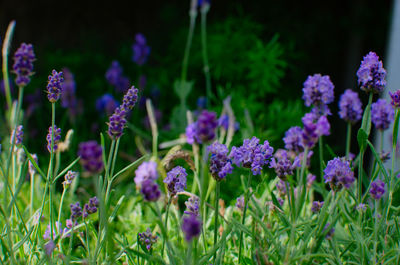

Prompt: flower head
[389,90,400,108]
[105,61,130,93]
[302,74,334,107]
[70,202,82,221]
[107,107,127,139]
[208,142,233,181]
[275,179,287,197]
[164,166,187,196]
[186,110,218,144]
[63,171,78,186]
[236,196,244,211]
[140,179,161,201]
[311,201,324,213]
[370,179,386,200]
[13,43,35,86]
[371,99,394,131]
[11,125,23,145]
[28,153,38,177]
[182,214,202,241]
[270,150,300,181]
[96,94,119,116]
[356,51,386,93]
[229,136,274,175]
[302,112,330,148]
[283,126,304,153]
[121,86,139,112]
[132,33,151,66]
[46,125,62,152]
[134,161,158,187]
[138,228,158,251]
[218,114,239,131]
[324,157,355,190]
[184,196,200,216]
[46,70,64,103]
[44,240,56,256]
[83,197,99,217]
[338,89,363,123]
[78,140,104,174]
[307,173,316,189]
[60,68,77,109]
[43,221,63,241]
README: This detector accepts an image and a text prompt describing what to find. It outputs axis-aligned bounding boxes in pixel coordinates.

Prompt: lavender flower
[182,214,202,241]
[107,107,127,139]
[371,99,394,131]
[60,68,77,109]
[132,33,150,66]
[46,70,64,103]
[46,125,62,152]
[356,51,386,93]
[70,202,82,221]
[43,222,63,240]
[389,90,400,108]
[338,89,363,123]
[121,86,139,112]
[78,140,104,173]
[186,110,218,144]
[63,171,78,186]
[307,173,316,189]
[96,94,119,116]
[324,223,335,240]
[370,179,386,200]
[302,112,330,148]
[164,166,187,196]
[275,179,287,197]
[283,126,304,153]
[270,150,300,181]
[83,197,99,217]
[302,74,334,107]
[229,136,274,175]
[13,43,35,86]
[208,142,233,181]
[184,196,200,216]
[134,161,158,187]
[105,61,130,93]
[324,157,355,190]
[138,228,158,251]
[28,153,38,177]
[311,201,324,213]
[44,240,55,256]
[11,125,23,145]
[236,196,244,211]
[140,179,161,201]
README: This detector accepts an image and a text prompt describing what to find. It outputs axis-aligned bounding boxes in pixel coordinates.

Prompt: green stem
[48,103,56,243]
[162,197,172,258]
[200,4,213,104]
[57,186,67,225]
[319,136,324,180]
[2,21,16,110]
[345,123,352,159]
[30,172,34,216]
[213,181,220,263]
[238,172,252,263]
[373,199,379,264]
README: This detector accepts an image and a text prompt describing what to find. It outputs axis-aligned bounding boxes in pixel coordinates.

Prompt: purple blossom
[370,179,386,200]
[138,228,158,251]
[12,43,35,86]
[302,74,334,107]
[107,107,127,139]
[389,90,400,108]
[275,179,287,197]
[186,110,218,144]
[28,153,38,176]
[96,94,119,116]
[229,136,274,175]
[184,196,200,216]
[270,150,300,181]
[301,112,330,148]
[105,61,130,93]
[164,166,187,196]
[307,173,316,189]
[283,126,304,153]
[121,86,139,112]
[218,114,240,131]
[140,179,161,201]
[182,214,202,241]
[70,202,82,221]
[44,240,56,256]
[11,125,23,145]
[78,140,104,174]
[338,89,363,123]
[311,201,324,213]
[83,197,99,217]
[46,70,64,103]
[236,196,244,211]
[324,157,355,190]
[134,161,158,187]
[208,142,233,181]
[46,125,62,152]
[43,221,63,240]
[63,170,78,186]
[371,99,394,131]
[356,51,386,93]
[60,68,77,109]
[132,33,151,66]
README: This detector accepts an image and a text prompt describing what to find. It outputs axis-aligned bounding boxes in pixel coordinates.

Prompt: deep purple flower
[138,228,158,251]
[134,161,158,187]
[311,201,324,213]
[324,223,335,240]
[370,179,386,200]
[11,125,23,145]
[13,43,35,86]
[371,99,394,131]
[356,52,386,93]
[324,157,355,190]
[46,125,62,152]
[184,196,200,216]
[107,107,127,139]
[283,126,304,153]
[60,68,78,110]
[63,170,78,186]
[83,197,99,217]
[229,136,274,175]
[208,142,233,181]
[164,166,187,196]
[121,86,139,112]
[302,74,334,107]
[132,33,150,66]
[140,179,161,201]
[270,150,300,181]
[186,110,218,144]
[389,90,400,108]
[236,196,244,211]
[338,89,363,123]
[96,94,119,116]
[105,61,130,93]
[70,202,82,221]
[275,179,287,197]
[302,112,330,148]
[182,214,202,241]
[44,240,56,256]
[78,140,104,173]
[46,70,64,103]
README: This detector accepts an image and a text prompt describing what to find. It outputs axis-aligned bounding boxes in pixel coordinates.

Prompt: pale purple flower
[78,140,104,174]
[186,110,218,144]
[44,240,56,256]
[275,179,287,197]
[134,161,158,187]
[371,99,394,131]
[11,125,23,145]
[338,89,363,123]
[356,51,386,93]
[301,112,330,148]
[236,196,244,211]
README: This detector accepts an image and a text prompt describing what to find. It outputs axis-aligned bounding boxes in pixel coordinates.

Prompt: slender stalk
[146,99,158,158]
[238,172,252,263]
[162,197,172,257]
[345,123,352,159]
[373,199,379,264]
[48,103,56,243]
[30,172,34,216]
[319,136,324,180]
[213,181,220,263]
[200,3,213,104]
[2,21,16,110]
[57,186,67,225]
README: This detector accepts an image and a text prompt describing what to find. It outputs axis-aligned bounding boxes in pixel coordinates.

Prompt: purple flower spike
[389,90,400,108]
[371,99,394,131]
[46,70,64,103]
[140,179,161,201]
[208,142,233,181]
[105,61,130,93]
[324,157,355,190]
[44,240,56,256]
[132,33,151,66]
[134,161,158,187]
[270,150,300,181]
[302,74,334,107]
[138,228,158,251]
[182,214,202,241]
[83,196,99,217]
[229,136,274,175]
[107,107,127,139]
[311,201,324,213]
[338,89,363,123]
[60,68,77,109]
[96,94,119,116]
[46,125,62,152]
[11,125,23,145]
[186,110,218,144]
[70,202,82,221]
[370,179,386,200]
[164,166,187,196]
[184,196,200,216]
[63,170,78,186]
[13,43,35,87]
[301,112,330,148]
[121,86,139,112]
[357,51,386,93]
[283,126,304,153]
[78,140,104,174]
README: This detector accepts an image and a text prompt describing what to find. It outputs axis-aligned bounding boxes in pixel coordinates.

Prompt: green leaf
[22,145,46,179]
[393,110,400,146]
[367,140,389,182]
[53,156,80,183]
[111,155,148,182]
[357,128,368,151]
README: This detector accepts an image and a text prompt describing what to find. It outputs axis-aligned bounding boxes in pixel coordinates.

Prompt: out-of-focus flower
[283,126,304,153]
[182,214,202,241]
[389,90,400,108]
[132,33,150,66]
[60,68,77,109]
[11,125,23,145]
[302,112,330,148]
[311,201,324,213]
[13,43,35,86]
[371,99,394,131]
[28,153,38,177]
[78,140,104,174]
[96,94,119,116]
[140,179,161,201]
[236,196,244,211]
[218,114,240,131]
[186,110,218,144]
[338,89,363,123]
[324,223,335,240]
[44,240,55,256]
[70,202,82,221]
[105,61,130,93]
[134,161,158,187]
[270,150,300,181]
[356,51,386,93]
